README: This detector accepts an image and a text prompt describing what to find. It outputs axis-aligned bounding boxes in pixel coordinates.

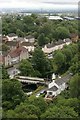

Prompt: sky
[0,0,79,8]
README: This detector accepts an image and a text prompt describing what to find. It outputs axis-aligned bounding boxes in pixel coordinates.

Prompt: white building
[42,39,72,54]
[6,33,18,41]
[45,74,71,99]
[24,35,35,43]
[47,16,63,20]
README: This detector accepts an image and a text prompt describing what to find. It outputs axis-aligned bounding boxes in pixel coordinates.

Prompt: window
[49,92,52,95]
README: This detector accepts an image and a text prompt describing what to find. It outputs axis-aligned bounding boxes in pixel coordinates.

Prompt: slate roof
[25,35,34,39]
[48,86,58,91]
[14,37,25,42]
[46,40,65,48]
[21,42,34,47]
[55,74,71,86]
[6,41,19,47]
[8,33,17,37]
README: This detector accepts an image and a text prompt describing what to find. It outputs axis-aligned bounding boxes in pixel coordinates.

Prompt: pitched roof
[6,41,19,46]
[8,33,17,37]
[14,37,25,42]
[21,42,34,47]
[25,35,34,39]
[9,46,28,58]
[46,40,65,48]
[55,74,71,86]
[65,38,71,42]
[48,86,58,91]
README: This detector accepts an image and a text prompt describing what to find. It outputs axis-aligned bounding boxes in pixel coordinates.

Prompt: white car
[58,76,61,78]
[36,93,40,98]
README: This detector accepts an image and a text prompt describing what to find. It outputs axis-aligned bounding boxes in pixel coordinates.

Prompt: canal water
[22,83,37,92]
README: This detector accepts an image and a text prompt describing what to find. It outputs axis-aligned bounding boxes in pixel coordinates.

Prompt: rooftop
[6,41,19,46]
[48,86,58,91]
[7,33,17,37]
[21,42,34,47]
[47,16,63,20]
[25,35,34,39]
[55,74,71,86]
[9,46,28,58]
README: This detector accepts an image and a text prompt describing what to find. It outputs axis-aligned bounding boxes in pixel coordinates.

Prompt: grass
[32,85,46,95]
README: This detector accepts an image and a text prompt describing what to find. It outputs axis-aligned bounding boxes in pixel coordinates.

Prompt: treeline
[2,74,80,119]
[2,14,78,46]
[18,42,79,78]
[2,42,80,119]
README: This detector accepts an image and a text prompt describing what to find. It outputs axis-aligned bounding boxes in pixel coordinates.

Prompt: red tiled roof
[9,46,28,58]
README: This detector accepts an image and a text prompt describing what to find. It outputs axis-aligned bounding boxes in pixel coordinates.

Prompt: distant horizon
[0,0,79,8]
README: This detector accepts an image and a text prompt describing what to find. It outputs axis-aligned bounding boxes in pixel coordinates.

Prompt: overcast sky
[0,0,79,8]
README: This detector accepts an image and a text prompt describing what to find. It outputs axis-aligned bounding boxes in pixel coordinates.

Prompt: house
[14,37,26,42]
[2,36,8,43]
[7,67,20,79]
[3,46,29,66]
[5,41,19,50]
[63,16,75,20]
[24,35,35,43]
[42,39,72,54]
[47,16,63,21]
[70,34,79,42]
[45,74,71,99]
[21,42,35,52]
[6,33,18,41]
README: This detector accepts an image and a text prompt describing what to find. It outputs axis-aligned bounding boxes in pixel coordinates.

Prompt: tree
[5,103,40,119]
[39,23,52,36]
[55,26,70,40]
[2,65,9,79]
[62,47,73,66]
[69,74,80,98]
[40,106,78,119]
[54,50,66,73]
[23,16,34,25]
[32,48,52,77]
[28,97,48,113]
[2,79,25,109]
[19,59,35,77]
[2,44,10,52]
[38,33,46,46]
[16,29,24,37]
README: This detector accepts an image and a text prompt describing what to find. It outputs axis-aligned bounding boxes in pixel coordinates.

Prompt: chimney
[16,42,20,48]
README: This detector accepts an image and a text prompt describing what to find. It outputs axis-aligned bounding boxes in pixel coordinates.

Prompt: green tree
[40,106,78,119]
[62,47,73,66]
[28,97,48,113]
[69,74,80,98]
[5,103,40,119]
[32,48,52,77]
[38,33,46,46]
[19,59,35,77]
[2,44,10,52]
[2,65,9,79]
[54,50,66,73]
[55,26,70,40]
[2,79,25,109]
[16,29,24,37]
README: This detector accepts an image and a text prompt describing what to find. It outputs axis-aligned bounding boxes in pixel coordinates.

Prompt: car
[69,72,73,76]
[58,76,61,78]
[36,93,40,98]
[40,90,44,94]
